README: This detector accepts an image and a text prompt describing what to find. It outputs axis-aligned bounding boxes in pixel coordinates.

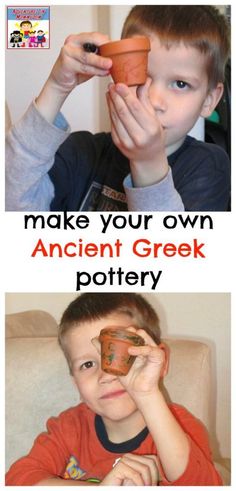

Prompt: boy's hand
[49,32,112,94]
[100,454,159,486]
[106,79,169,187]
[36,32,112,123]
[119,328,167,400]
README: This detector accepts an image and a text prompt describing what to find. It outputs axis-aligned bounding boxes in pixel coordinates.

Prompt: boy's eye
[80,361,96,371]
[172,80,190,90]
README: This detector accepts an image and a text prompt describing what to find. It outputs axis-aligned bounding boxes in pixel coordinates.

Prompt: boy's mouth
[100,389,126,400]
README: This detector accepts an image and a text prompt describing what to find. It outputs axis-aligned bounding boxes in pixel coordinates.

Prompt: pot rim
[99,327,145,345]
[99,36,150,57]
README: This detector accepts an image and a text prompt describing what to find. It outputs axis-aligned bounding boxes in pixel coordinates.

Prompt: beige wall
[5,292,230,459]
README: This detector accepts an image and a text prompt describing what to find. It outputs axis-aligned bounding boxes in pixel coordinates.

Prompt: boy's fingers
[62,33,113,77]
[64,59,109,81]
[128,344,165,366]
[128,345,152,357]
[108,85,145,142]
[146,455,159,485]
[140,454,159,485]
[106,93,123,147]
[125,326,157,349]
[109,83,156,132]
[115,460,145,486]
[110,83,141,117]
[138,456,159,485]
[122,456,152,486]
[107,92,135,150]
[122,478,135,485]
[126,327,157,347]
[122,454,159,486]
[64,44,112,73]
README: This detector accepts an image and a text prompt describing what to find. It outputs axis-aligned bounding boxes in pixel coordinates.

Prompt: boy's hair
[122,5,230,89]
[59,293,161,371]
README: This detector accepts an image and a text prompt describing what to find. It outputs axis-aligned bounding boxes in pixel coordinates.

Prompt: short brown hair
[58,293,161,369]
[122,5,230,89]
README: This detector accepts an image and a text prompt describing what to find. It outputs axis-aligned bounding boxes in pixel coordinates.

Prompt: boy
[6,6,230,211]
[6,293,222,485]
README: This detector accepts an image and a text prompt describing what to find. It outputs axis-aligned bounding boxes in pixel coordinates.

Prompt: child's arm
[120,333,190,482]
[5,33,112,211]
[36,33,112,124]
[106,80,185,211]
[120,328,222,485]
[5,102,69,211]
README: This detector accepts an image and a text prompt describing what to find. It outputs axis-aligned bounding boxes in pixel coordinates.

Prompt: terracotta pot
[99,37,151,86]
[99,327,145,376]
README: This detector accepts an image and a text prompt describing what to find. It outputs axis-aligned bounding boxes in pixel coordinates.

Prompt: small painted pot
[99,327,145,376]
[99,37,151,86]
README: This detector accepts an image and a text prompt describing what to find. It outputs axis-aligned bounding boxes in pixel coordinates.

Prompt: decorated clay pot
[99,37,151,86]
[99,327,145,376]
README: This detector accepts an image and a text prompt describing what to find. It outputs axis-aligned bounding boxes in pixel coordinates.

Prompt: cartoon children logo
[7,6,50,49]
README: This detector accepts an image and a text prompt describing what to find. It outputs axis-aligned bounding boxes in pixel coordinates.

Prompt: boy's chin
[84,393,139,421]
[100,400,139,422]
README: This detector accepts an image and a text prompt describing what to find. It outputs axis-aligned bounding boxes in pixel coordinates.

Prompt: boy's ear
[200,82,224,118]
[159,342,170,378]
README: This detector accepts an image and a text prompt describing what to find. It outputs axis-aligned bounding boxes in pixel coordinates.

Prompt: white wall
[5,292,230,459]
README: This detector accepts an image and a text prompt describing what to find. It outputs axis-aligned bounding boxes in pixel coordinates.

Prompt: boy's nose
[149,86,167,113]
[98,369,118,384]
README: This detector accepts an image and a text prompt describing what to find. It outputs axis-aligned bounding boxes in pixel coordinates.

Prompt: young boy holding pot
[6,6,230,211]
[6,293,222,485]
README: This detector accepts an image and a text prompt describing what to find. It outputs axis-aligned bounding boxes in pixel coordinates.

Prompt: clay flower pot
[99,327,145,376]
[99,37,151,86]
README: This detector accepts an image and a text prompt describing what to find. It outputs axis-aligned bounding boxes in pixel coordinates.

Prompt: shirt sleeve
[123,167,185,211]
[5,101,70,211]
[5,409,79,486]
[160,405,223,486]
